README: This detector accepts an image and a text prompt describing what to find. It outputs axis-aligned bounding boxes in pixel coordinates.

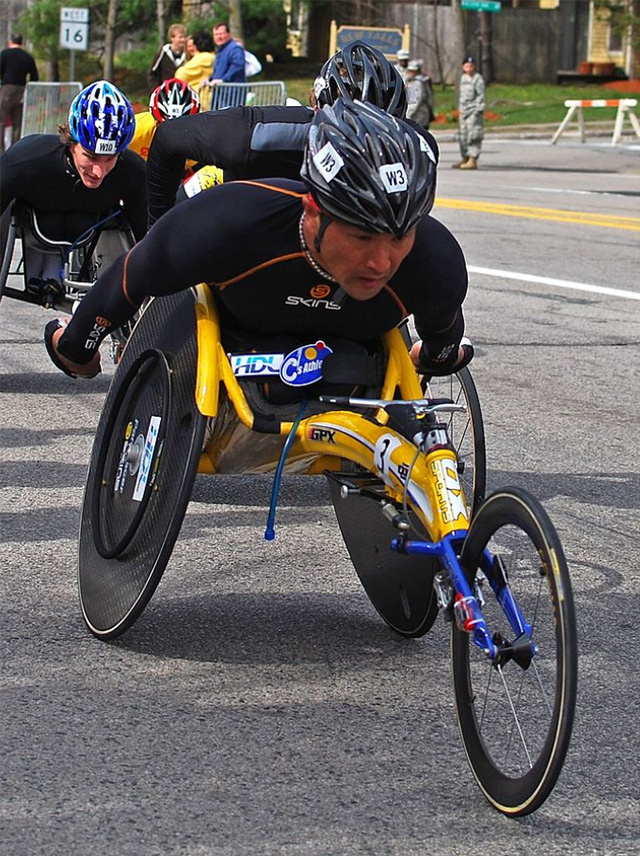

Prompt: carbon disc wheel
[78,290,206,639]
[326,473,439,638]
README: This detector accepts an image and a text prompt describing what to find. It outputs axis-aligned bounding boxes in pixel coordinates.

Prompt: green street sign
[461,0,502,11]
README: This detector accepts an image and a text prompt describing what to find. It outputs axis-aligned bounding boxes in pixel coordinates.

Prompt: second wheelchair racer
[45,99,472,382]
[146,40,439,225]
[128,77,200,162]
[0,80,147,254]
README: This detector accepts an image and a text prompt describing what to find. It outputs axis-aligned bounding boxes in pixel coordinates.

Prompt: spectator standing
[405,59,433,130]
[175,31,215,91]
[148,24,186,92]
[185,36,197,59]
[208,22,245,86]
[0,33,39,153]
[453,55,485,170]
[394,49,410,84]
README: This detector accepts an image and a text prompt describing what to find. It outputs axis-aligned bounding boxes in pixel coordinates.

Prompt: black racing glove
[417,338,474,378]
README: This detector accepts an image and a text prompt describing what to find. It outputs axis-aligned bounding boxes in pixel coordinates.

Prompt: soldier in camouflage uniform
[406,59,434,130]
[453,56,485,170]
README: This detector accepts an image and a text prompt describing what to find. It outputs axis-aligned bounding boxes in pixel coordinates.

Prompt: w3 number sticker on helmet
[379,163,408,194]
[313,142,344,182]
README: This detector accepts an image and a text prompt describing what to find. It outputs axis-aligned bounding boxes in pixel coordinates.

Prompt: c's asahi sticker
[280,341,332,387]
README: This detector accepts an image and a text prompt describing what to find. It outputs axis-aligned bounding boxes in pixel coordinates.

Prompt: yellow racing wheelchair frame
[193,283,469,546]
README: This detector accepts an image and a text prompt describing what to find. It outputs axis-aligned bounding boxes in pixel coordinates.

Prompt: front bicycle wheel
[422,367,486,517]
[451,487,577,816]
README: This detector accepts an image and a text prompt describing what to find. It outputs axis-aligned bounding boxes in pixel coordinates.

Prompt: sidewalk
[432,120,637,143]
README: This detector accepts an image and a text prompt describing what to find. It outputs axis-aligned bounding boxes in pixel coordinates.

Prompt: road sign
[61,7,89,23]
[461,0,502,11]
[60,7,89,51]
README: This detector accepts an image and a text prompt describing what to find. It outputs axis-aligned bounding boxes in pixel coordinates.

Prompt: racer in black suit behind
[146,40,440,225]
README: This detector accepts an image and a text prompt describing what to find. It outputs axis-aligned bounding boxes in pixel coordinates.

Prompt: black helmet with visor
[301,98,437,238]
[314,40,407,119]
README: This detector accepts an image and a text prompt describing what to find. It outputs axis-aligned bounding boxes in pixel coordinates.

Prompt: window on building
[608,6,625,52]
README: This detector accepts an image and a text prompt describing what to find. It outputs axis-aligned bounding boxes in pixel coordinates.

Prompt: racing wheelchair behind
[0,201,135,358]
[77,285,577,817]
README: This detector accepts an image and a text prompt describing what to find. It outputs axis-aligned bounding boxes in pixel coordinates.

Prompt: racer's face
[71,145,119,189]
[302,195,415,301]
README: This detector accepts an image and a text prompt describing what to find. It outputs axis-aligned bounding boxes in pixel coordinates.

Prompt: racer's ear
[301,193,322,219]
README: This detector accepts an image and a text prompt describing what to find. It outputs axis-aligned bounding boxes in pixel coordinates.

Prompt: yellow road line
[435,198,640,231]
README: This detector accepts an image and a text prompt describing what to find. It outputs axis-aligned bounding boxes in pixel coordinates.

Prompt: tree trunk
[228,0,244,44]
[157,0,166,46]
[103,0,118,80]
[449,0,465,86]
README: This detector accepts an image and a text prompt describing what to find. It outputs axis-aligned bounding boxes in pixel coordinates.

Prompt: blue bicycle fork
[393,533,534,665]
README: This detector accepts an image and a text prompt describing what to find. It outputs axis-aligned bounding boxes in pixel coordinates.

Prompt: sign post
[60,7,89,82]
[461,1,500,82]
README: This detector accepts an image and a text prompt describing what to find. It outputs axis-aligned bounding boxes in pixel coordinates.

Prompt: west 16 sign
[60,7,89,51]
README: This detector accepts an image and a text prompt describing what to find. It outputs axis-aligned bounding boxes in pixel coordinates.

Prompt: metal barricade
[20,82,82,138]
[200,81,287,113]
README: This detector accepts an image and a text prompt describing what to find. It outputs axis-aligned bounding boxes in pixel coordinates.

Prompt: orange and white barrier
[551,98,640,146]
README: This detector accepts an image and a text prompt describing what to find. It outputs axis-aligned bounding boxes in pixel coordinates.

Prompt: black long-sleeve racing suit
[0,134,148,253]
[57,178,466,373]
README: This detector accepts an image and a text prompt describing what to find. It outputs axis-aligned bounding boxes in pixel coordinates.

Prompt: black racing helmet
[314,40,407,119]
[301,99,437,238]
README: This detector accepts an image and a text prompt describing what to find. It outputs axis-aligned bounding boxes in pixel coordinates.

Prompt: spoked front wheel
[452,487,577,816]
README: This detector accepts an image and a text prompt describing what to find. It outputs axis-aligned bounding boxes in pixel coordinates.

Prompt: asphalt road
[1,136,639,856]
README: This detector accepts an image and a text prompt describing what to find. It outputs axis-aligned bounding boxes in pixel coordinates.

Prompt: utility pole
[477,11,493,83]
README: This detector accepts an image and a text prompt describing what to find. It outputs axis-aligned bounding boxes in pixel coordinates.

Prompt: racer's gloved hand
[412,337,474,379]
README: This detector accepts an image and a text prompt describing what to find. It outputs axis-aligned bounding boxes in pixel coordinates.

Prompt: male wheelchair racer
[59,99,576,814]
[78,285,485,640]
[0,201,136,358]
[78,285,576,818]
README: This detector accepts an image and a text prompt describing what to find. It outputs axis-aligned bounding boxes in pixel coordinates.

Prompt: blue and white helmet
[68,80,136,155]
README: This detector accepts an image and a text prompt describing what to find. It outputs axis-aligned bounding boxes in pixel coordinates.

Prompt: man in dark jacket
[0,33,39,152]
[148,24,186,92]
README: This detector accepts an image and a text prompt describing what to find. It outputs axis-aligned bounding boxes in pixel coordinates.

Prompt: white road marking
[468,265,640,301]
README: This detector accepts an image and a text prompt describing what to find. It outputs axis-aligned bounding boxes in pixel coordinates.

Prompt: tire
[0,209,18,306]
[422,367,486,518]
[78,291,207,639]
[451,488,578,815]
